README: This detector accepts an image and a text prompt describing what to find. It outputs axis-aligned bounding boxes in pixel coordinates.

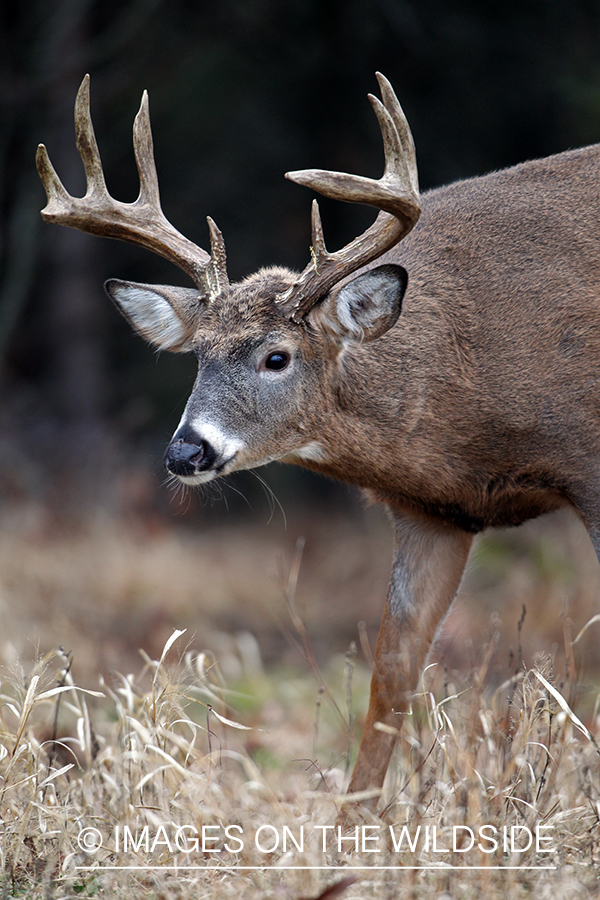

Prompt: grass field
[1,496,600,898]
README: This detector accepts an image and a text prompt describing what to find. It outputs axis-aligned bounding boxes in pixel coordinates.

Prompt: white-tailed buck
[37,74,600,804]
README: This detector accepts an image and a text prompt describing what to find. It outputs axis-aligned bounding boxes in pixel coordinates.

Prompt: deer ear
[105,280,202,351]
[311,264,407,343]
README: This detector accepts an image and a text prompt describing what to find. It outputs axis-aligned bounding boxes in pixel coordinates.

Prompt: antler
[278,73,421,322]
[36,75,228,300]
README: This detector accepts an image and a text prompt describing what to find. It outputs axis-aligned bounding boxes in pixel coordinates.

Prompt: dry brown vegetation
[1,497,600,898]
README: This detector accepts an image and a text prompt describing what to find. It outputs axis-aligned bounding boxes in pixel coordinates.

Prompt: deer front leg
[347,508,473,804]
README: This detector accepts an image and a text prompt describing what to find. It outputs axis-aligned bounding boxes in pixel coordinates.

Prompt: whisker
[161,468,287,524]
[163,472,194,514]
[221,477,253,512]
[250,470,287,529]
[206,478,228,510]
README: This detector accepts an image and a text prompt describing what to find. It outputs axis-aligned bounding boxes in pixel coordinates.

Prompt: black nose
[164,436,216,477]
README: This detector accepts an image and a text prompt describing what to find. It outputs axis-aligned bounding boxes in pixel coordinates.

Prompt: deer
[36,73,600,807]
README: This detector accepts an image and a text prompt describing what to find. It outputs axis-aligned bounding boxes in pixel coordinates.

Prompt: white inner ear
[113,286,189,350]
[335,270,399,340]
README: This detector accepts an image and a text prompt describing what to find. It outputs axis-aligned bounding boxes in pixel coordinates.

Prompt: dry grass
[1,615,600,897]
[1,499,600,897]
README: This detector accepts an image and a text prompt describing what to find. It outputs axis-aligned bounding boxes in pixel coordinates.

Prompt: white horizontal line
[74,865,557,871]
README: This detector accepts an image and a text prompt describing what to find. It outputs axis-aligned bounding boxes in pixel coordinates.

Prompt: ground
[1,491,599,898]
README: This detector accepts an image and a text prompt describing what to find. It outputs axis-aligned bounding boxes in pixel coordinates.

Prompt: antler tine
[74,74,108,196]
[206,217,229,296]
[35,144,71,210]
[278,75,421,322]
[132,89,161,207]
[369,95,411,193]
[310,200,327,261]
[37,75,227,299]
[375,71,418,195]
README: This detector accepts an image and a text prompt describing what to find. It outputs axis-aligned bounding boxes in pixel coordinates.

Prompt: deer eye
[263,351,290,372]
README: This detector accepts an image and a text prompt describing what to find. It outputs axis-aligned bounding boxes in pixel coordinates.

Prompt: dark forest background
[2,0,600,521]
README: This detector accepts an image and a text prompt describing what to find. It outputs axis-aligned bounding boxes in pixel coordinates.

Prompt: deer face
[38,74,417,485]
[106,264,407,485]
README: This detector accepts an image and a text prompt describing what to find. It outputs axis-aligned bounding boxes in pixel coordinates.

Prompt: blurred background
[1,0,600,712]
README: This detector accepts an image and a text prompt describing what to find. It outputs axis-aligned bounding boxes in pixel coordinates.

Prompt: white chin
[177,471,218,486]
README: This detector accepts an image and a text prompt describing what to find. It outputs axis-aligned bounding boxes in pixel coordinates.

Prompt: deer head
[37,74,421,485]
